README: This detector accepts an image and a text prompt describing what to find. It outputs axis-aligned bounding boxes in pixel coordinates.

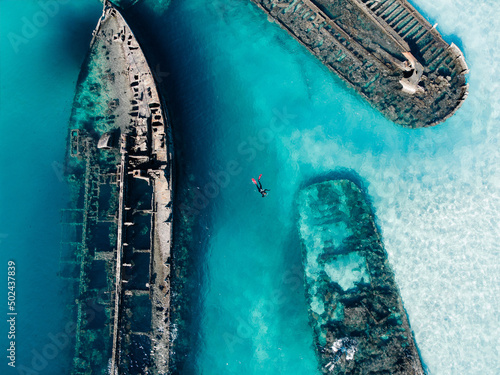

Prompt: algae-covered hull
[250,0,468,127]
[63,1,173,374]
[297,180,424,374]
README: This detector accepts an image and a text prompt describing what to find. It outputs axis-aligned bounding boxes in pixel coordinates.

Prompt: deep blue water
[0,1,102,374]
[1,0,499,374]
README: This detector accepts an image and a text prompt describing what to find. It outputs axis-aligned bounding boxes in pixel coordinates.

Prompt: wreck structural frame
[62,1,174,374]
[250,0,469,127]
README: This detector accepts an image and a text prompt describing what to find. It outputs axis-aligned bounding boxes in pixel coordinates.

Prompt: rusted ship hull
[297,180,424,374]
[250,0,468,127]
[64,1,173,374]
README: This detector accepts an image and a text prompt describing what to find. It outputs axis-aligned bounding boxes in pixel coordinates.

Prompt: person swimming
[252,174,270,197]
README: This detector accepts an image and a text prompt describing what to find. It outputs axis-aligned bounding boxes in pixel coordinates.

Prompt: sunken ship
[250,0,469,127]
[60,1,173,374]
[297,180,424,374]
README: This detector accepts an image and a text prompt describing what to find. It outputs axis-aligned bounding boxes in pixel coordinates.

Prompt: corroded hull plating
[65,1,173,374]
[250,0,468,127]
[297,180,424,374]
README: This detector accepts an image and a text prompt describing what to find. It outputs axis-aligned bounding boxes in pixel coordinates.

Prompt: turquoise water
[1,1,499,375]
[0,1,102,374]
[127,1,499,374]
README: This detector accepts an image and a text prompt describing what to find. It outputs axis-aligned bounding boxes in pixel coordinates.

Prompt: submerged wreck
[60,1,173,374]
[297,180,424,374]
[250,0,469,127]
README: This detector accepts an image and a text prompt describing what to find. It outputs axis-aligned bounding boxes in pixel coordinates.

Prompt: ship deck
[62,2,173,374]
[250,0,468,127]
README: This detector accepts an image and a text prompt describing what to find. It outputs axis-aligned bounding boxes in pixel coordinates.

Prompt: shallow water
[1,0,499,374]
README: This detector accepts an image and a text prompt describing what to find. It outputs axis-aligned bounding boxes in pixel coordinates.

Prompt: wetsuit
[252,174,270,197]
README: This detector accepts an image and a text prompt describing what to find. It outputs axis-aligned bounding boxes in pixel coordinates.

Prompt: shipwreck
[250,0,469,127]
[297,179,424,374]
[60,1,173,374]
